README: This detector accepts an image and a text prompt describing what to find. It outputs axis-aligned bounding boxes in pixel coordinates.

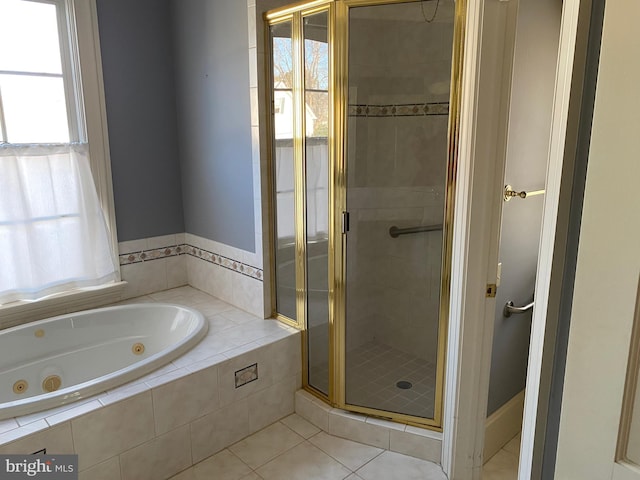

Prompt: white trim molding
[72,0,120,276]
[442,0,519,477]
[519,0,583,477]
[484,390,525,462]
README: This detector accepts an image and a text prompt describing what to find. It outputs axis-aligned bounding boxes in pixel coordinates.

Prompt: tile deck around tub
[168,415,447,480]
[0,286,299,448]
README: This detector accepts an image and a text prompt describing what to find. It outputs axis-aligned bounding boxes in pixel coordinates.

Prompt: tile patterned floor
[310,342,436,419]
[483,433,520,480]
[169,414,446,480]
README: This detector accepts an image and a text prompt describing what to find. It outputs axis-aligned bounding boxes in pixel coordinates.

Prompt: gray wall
[487,0,562,415]
[172,0,256,252]
[97,0,185,242]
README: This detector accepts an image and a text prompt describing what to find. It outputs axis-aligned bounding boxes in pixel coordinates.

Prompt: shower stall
[267,0,464,429]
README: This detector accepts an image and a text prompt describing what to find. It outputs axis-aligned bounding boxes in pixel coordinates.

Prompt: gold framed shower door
[265,0,467,431]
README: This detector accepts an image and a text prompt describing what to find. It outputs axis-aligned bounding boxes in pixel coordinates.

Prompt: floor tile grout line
[226,447,256,474]
[306,433,364,473]
[233,420,308,472]
[352,449,387,476]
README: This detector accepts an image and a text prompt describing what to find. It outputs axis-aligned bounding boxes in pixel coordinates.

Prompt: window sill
[0,282,127,331]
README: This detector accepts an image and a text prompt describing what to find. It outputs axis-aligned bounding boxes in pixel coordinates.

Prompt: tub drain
[42,375,62,393]
[396,380,413,390]
[132,343,145,355]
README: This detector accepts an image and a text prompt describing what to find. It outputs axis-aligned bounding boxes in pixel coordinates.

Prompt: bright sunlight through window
[0,0,71,144]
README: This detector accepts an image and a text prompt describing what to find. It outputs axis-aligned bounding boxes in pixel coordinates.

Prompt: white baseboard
[484,389,525,462]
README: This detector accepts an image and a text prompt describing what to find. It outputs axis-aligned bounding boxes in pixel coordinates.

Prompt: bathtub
[0,303,208,420]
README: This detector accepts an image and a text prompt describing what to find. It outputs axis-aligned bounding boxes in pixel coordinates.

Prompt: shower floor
[308,341,436,419]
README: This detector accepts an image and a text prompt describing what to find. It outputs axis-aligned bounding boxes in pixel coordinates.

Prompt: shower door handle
[341,211,350,233]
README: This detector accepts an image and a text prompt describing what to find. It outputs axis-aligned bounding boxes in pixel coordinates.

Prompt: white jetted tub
[0,303,208,420]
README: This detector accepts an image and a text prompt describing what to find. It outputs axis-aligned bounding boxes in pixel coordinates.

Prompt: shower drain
[396,380,413,390]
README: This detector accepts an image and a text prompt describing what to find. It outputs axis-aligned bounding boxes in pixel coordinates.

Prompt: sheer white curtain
[0,144,118,304]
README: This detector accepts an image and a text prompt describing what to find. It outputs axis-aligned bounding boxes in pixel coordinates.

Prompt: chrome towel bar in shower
[503,299,535,317]
[389,224,443,238]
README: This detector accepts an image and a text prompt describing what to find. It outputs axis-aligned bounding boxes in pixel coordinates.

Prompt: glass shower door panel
[271,21,296,321]
[304,11,330,395]
[344,1,454,420]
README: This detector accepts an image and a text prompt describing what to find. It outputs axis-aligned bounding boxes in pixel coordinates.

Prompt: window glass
[0,0,118,306]
[0,0,71,144]
[271,20,297,321]
[0,0,63,74]
[0,75,69,143]
[303,10,330,396]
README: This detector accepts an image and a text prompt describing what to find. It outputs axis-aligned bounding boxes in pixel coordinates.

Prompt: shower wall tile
[233,272,264,318]
[344,186,444,362]
[146,234,179,250]
[166,255,188,289]
[247,4,257,49]
[120,261,169,300]
[118,238,147,255]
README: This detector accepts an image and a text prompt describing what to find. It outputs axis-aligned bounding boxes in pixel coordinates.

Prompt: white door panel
[554,0,640,478]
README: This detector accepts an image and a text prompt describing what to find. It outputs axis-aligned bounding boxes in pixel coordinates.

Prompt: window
[0,0,120,310]
[0,0,75,144]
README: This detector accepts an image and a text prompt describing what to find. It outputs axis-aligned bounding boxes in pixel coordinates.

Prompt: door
[554,0,640,477]
[483,0,562,465]
[341,0,458,427]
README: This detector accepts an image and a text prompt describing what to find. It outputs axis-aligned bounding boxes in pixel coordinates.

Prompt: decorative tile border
[348,102,449,117]
[184,245,263,281]
[119,245,184,265]
[119,244,263,281]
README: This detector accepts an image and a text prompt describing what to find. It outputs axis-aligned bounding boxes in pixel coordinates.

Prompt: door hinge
[486,284,497,298]
[341,211,350,233]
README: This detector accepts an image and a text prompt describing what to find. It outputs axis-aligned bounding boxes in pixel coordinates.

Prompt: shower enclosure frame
[265,0,467,430]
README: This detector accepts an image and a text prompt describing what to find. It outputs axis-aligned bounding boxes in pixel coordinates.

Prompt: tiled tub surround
[0,303,207,420]
[0,286,301,480]
[118,233,265,317]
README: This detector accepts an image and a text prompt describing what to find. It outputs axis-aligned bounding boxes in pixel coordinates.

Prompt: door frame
[442,0,589,478]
